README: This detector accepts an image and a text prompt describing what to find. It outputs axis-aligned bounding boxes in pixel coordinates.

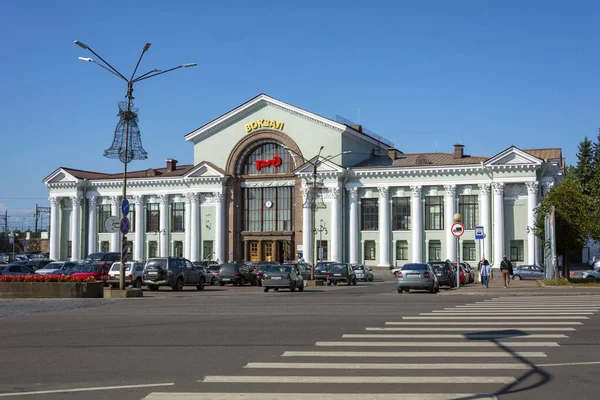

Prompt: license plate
[222,278,230,281]
[408,273,420,277]
[271,277,281,280]
[435,273,441,276]
[334,274,341,276]
[149,272,157,276]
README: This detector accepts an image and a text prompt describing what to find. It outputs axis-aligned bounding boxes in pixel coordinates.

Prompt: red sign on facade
[255,155,282,171]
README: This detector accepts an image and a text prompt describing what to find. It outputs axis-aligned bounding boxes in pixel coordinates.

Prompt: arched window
[242,143,294,175]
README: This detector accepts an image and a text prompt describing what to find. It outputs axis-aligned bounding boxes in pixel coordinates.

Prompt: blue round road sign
[120,217,130,234]
[121,199,130,216]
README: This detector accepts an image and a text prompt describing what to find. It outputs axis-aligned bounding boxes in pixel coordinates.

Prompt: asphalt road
[1,274,600,400]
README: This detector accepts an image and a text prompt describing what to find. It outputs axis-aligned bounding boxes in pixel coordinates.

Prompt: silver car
[396,263,439,293]
[582,267,600,282]
[262,264,304,292]
[352,264,373,282]
[512,265,545,280]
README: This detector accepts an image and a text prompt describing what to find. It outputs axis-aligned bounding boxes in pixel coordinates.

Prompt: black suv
[218,263,258,286]
[428,260,456,288]
[143,257,204,291]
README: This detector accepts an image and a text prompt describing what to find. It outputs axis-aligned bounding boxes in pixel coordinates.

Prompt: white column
[526,182,539,265]
[301,186,313,264]
[348,187,359,264]
[158,194,169,257]
[478,183,491,262]
[110,196,120,252]
[87,196,98,255]
[184,195,192,260]
[492,182,505,267]
[411,185,423,262]
[134,195,144,262]
[49,197,60,261]
[444,185,456,261]
[190,193,200,261]
[378,186,391,267]
[69,195,82,261]
[214,192,225,263]
[330,187,342,262]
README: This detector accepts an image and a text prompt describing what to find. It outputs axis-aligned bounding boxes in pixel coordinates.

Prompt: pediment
[485,146,542,167]
[294,156,345,175]
[184,162,226,179]
[43,168,79,185]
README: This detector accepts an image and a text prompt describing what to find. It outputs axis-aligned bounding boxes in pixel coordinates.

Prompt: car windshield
[265,265,293,274]
[81,264,101,273]
[402,264,428,271]
[219,264,236,273]
[110,264,121,271]
[83,253,105,264]
[43,263,63,269]
[330,264,347,273]
[353,265,365,271]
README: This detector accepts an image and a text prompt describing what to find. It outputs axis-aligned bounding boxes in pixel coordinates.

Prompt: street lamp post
[75,40,195,290]
[454,212,462,289]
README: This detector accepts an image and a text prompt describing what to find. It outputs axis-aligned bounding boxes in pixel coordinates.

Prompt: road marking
[537,361,600,367]
[282,351,547,357]
[367,327,576,331]
[143,393,498,400]
[244,362,531,370]
[316,341,559,347]
[200,376,515,384]
[342,333,567,339]
[402,316,588,320]
[452,305,600,308]
[386,321,582,325]
[425,312,594,315]
[0,383,175,397]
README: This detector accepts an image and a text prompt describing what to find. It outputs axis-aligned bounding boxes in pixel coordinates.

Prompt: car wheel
[352,278,357,286]
[274,288,279,292]
[250,278,257,286]
[291,282,296,292]
[435,285,440,293]
[257,279,262,287]
[429,284,435,293]
[148,285,158,291]
[210,277,216,285]
[197,277,205,291]
[513,275,522,281]
[299,282,304,292]
[219,282,225,286]
[405,288,410,293]
[397,288,403,293]
[264,287,269,292]
[327,281,332,286]
[133,278,142,289]
[586,276,595,282]
[172,278,184,291]
[333,281,338,285]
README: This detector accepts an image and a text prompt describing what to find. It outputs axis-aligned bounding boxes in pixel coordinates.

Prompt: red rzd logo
[255,156,282,171]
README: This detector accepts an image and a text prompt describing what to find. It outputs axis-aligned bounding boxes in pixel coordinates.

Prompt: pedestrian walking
[500,255,512,288]
[477,257,485,285]
[480,259,492,288]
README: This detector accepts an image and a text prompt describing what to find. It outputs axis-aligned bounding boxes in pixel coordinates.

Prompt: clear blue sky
[1,0,599,231]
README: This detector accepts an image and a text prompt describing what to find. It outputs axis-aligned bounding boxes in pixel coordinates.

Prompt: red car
[452,263,466,286]
[71,263,111,286]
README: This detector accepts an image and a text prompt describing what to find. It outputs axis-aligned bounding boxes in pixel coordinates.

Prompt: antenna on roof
[435,141,438,152]
[357,107,360,124]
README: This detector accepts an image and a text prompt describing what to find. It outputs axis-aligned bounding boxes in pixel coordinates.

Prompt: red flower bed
[0,274,96,283]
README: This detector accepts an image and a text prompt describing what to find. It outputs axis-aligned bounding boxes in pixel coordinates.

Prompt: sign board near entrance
[245,119,285,133]
[255,156,282,171]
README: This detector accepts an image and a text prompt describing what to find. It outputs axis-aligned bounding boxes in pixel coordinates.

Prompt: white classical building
[44,94,563,268]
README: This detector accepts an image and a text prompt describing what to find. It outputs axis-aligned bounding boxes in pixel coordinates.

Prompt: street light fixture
[75,40,196,290]
[454,212,462,289]
[282,146,351,279]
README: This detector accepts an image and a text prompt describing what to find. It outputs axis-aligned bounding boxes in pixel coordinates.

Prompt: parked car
[108,261,145,288]
[262,264,305,292]
[428,261,456,288]
[198,266,217,285]
[581,267,600,282]
[452,263,467,286]
[71,263,111,285]
[0,254,10,264]
[217,263,257,286]
[82,252,121,266]
[351,264,373,282]
[143,257,204,291]
[315,261,334,281]
[0,264,34,276]
[396,263,440,293]
[35,261,79,276]
[25,259,53,272]
[462,263,475,284]
[326,263,357,286]
[511,265,545,280]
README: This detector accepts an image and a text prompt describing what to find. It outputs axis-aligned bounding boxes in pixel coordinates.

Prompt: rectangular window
[262,188,275,232]
[425,196,444,230]
[396,240,408,260]
[459,195,479,230]
[392,197,411,230]
[174,241,183,258]
[98,205,111,233]
[146,203,160,233]
[463,240,476,261]
[100,241,109,252]
[364,240,376,261]
[510,240,524,262]
[171,203,185,232]
[127,241,133,257]
[203,240,214,261]
[243,187,293,232]
[129,208,136,233]
[361,199,379,231]
[67,240,72,258]
[148,241,158,258]
[277,187,293,231]
[428,240,441,261]
[316,240,328,261]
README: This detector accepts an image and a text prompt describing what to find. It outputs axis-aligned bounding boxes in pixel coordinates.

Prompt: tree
[534,175,592,277]
[593,128,600,170]
[574,136,594,193]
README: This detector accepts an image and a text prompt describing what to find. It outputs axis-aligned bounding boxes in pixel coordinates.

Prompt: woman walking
[500,255,513,288]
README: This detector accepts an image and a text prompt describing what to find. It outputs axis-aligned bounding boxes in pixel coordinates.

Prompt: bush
[0,274,95,283]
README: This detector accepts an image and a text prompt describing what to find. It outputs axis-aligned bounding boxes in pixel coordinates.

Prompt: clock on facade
[264,200,273,208]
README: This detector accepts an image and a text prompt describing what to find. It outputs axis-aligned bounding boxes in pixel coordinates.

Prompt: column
[49,197,60,261]
[411,185,423,262]
[184,195,192,260]
[214,192,225,263]
[347,187,359,264]
[478,184,491,262]
[526,182,539,265]
[69,195,81,261]
[330,187,341,262]
[134,195,144,262]
[492,182,505,267]
[190,193,200,261]
[378,186,391,267]
[444,185,456,261]
[110,196,120,252]
[301,186,313,264]
[158,194,169,257]
[87,196,98,255]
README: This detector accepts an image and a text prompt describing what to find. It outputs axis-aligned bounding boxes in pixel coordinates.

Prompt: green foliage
[574,136,594,193]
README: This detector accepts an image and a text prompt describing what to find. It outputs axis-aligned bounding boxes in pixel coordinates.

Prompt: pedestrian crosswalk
[143,295,600,400]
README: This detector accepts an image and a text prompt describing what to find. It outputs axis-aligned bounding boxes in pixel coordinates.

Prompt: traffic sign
[120,217,130,234]
[451,222,465,237]
[8,236,14,245]
[475,226,485,240]
[121,199,130,216]
[104,216,120,233]
[23,240,27,247]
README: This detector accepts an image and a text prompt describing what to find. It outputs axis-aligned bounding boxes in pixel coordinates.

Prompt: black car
[326,263,357,286]
[315,261,334,281]
[218,263,258,286]
[428,261,456,288]
[143,257,204,291]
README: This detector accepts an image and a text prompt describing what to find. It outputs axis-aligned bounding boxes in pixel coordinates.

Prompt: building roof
[61,164,195,180]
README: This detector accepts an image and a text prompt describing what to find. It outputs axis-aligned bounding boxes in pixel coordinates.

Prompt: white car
[35,261,78,276]
[108,261,145,289]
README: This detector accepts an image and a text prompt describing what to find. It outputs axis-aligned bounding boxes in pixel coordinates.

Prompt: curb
[438,291,600,296]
